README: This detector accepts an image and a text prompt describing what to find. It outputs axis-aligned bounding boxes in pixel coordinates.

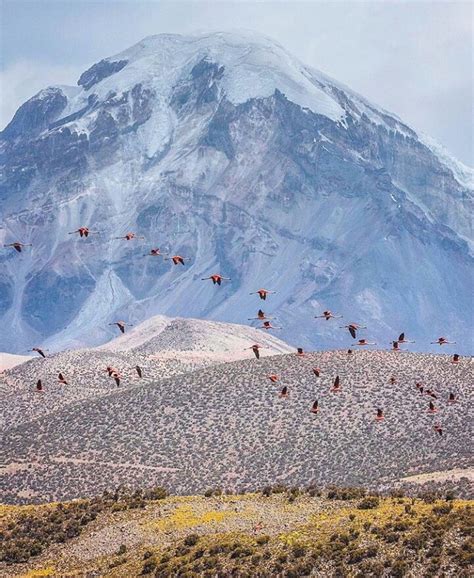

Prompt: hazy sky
[1,0,472,164]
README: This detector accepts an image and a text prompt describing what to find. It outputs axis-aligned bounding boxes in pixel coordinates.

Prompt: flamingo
[278,386,289,398]
[389,376,397,385]
[58,373,68,385]
[425,389,438,399]
[36,379,43,392]
[448,392,457,404]
[260,321,281,330]
[296,347,305,357]
[111,372,121,387]
[250,289,276,301]
[331,375,341,392]
[115,232,144,241]
[313,368,321,377]
[431,337,456,345]
[246,344,261,359]
[109,321,133,334]
[451,354,460,364]
[248,309,272,320]
[135,365,143,378]
[144,248,165,257]
[3,241,33,253]
[31,347,47,358]
[68,227,99,238]
[341,323,366,339]
[354,339,376,346]
[391,341,401,351]
[201,274,231,285]
[397,332,415,344]
[375,408,385,421]
[310,400,319,414]
[268,374,279,383]
[165,255,189,266]
[428,401,438,414]
[347,349,353,355]
[315,310,342,320]
[433,424,443,437]
[4,242,32,253]
[105,366,118,377]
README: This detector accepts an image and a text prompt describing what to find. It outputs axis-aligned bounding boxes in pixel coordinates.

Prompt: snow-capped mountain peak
[1,31,472,354]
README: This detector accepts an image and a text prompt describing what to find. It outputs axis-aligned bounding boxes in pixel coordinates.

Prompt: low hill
[1,488,472,577]
[1,315,293,431]
[2,350,472,504]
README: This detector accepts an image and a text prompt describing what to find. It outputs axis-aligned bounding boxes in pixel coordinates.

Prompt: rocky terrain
[2,348,472,504]
[1,31,472,354]
[1,488,472,577]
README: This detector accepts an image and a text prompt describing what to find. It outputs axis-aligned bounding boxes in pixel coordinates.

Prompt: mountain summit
[1,31,472,353]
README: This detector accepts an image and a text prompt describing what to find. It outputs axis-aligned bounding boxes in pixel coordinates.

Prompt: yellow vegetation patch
[20,567,55,578]
[151,504,236,531]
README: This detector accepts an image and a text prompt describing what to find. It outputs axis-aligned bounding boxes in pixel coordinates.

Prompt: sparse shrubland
[1,488,472,577]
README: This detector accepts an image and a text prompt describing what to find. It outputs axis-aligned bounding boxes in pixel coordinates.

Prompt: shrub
[184,534,199,547]
[141,557,157,574]
[357,496,380,510]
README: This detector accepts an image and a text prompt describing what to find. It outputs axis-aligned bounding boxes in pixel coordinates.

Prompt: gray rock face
[0,32,472,354]
[78,59,128,90]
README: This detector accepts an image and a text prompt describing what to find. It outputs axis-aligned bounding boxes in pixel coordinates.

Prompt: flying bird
[31,347,47,358]
[313,368,321,377]
[135,365,143,378]
[247,344,261,359]
[431,337,456,345]
[260,321,281,330]
[68,227,99,238]
[268,374,279,383]
[397,333,415,344]
[58,373,68,385]
[4,242,32,253]
[347,349,353,355]
[315,310,342,320]
[115,232,144,241]
[109,321,133,334]
[353,339,376,346]
[144,248,165,257]
[448,393,457,404]
[201,274,231,285]
[296,347,305,357]
[433,424,443,437]
[165,255,189,266]
[341,323,366,339]
[310,400,319,414]
[248,309,272,320]
[250,289,276,301]
[391,341,401,351]
[105,366,118,377]
[428,401,438,413]
[451,354,460,364]
[278,386,289,398]
[36,379,43,392]
[112,372,121,387]
[331,375,341,392]
[375,408,385,421]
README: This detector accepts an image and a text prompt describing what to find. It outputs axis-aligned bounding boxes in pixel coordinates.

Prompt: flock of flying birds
[4,228,464,437]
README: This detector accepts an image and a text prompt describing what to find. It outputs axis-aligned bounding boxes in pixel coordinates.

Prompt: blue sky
[1,0,472,164]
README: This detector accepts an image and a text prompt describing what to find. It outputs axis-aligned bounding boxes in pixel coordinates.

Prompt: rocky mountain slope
[2,349,472,504]
[0,31,472,354]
